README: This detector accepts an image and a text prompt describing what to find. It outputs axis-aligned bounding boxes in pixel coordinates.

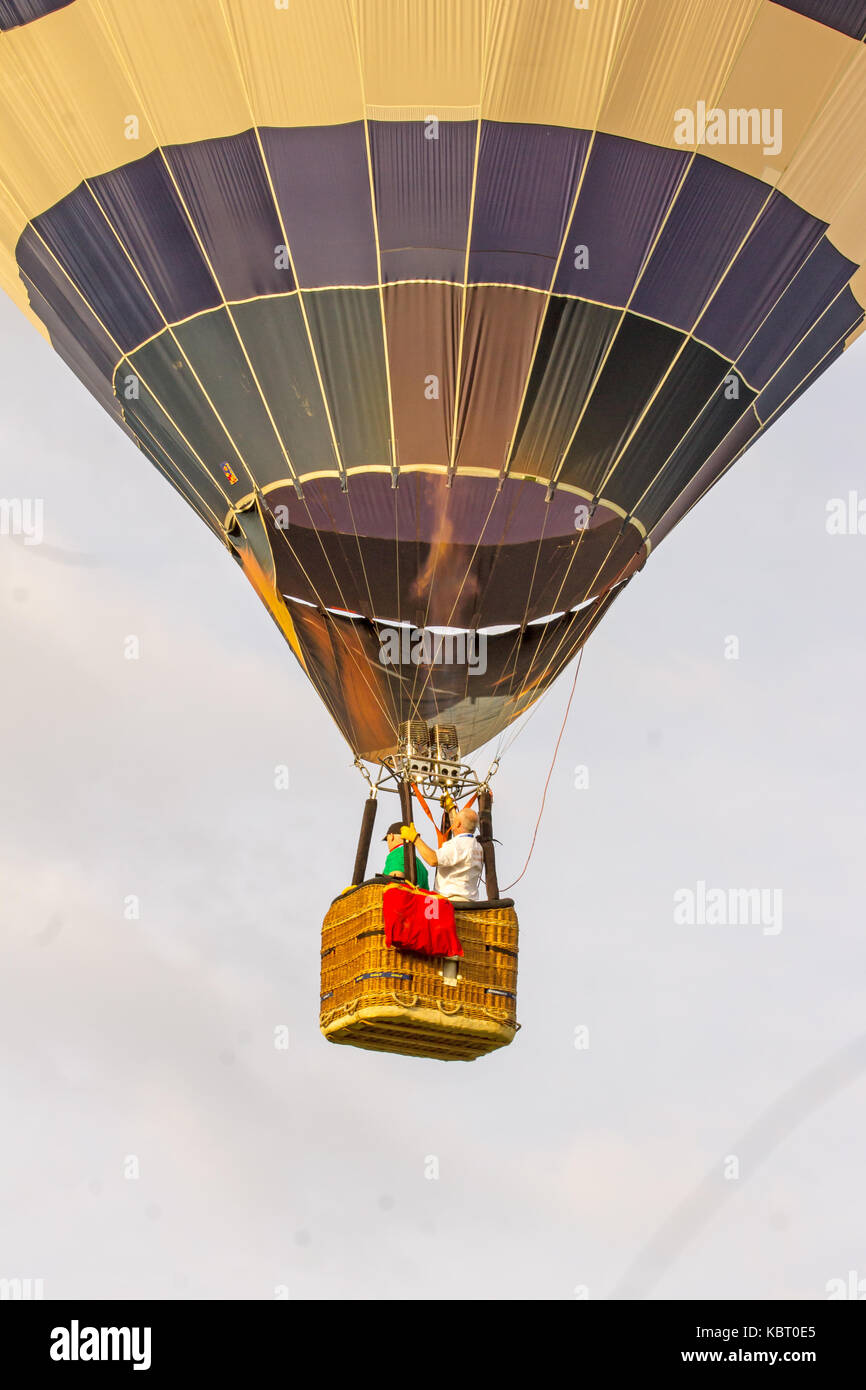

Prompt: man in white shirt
[403,807,484,901]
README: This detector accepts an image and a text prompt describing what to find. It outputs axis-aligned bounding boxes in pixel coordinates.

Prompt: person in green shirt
[382,821,429,890]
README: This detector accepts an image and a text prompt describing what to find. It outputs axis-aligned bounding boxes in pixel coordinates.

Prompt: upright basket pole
[398,779,418,885]
[351,792,378,886]
[477,787,499,902]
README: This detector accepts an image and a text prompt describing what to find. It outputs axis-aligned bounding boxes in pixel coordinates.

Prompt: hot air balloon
[2,0,865,1058]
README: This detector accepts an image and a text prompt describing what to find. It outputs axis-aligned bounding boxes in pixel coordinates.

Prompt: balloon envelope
[1,0,864,757]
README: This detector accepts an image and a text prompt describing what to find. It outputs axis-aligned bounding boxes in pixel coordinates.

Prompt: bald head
[455,808,478,836]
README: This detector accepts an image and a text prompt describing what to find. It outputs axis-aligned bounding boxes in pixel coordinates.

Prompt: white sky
[1,291,865,1300]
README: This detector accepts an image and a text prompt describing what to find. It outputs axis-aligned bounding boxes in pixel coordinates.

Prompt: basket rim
[330,878,515,911]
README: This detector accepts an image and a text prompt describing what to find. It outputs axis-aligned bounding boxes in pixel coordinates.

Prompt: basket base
[322,1002,516,1062]
[320,881,519,1061]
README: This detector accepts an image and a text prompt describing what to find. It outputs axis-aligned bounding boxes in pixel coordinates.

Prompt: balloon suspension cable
[372,724,490,804]
[353,757,378,797]
[501,646,585,894]
[353,730,504,873]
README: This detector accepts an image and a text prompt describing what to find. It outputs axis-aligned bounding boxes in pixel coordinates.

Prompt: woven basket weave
[320,881,519,1061]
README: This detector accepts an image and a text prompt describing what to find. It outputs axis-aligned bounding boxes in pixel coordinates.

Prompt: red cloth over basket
[382,885,463,958]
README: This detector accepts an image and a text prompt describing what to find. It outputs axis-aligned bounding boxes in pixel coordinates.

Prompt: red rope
[498,538,638,893]
[501,646,585,893]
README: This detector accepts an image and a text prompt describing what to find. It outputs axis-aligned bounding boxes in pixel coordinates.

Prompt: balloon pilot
[400,802,484,902]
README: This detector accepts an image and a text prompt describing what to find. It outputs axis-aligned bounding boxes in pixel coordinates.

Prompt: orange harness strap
[411,783,448,848]
[412,786,481,848]
[437,791,479,844]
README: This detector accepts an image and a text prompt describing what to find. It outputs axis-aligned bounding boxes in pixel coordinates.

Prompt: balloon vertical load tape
[320,883,519,1061]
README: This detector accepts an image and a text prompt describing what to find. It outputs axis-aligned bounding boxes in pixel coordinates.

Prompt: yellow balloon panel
[599,0,763,149]
[221,0,363,129]
[484,0,634,130]
[0,1,158,233]
[781,48,866,264]
[701,3,854,183]
[359,0,484,111]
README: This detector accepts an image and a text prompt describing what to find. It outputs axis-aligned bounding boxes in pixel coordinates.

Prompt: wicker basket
[320,880,519,1061]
